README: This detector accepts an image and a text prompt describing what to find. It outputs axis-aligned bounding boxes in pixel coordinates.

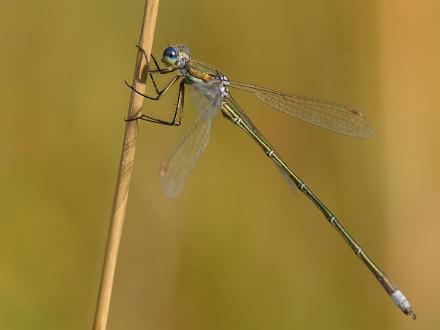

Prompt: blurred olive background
[1,0,439,329]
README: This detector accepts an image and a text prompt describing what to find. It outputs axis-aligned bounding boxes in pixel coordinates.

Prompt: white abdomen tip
[391,290,416,320]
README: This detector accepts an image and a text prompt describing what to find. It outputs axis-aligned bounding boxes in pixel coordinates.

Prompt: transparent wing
[229,81,373,138]
[160,83,221,197]
[225,93,300,192]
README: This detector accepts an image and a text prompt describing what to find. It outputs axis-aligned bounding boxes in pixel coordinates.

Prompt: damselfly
[126,45,415,319]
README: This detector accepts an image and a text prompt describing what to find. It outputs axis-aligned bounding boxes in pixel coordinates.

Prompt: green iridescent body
[127,45,416,319]
[186,59,221,84]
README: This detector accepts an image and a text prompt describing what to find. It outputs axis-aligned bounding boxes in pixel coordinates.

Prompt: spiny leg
[171,80,185,125]
[127,45,186,125]
[128,79,186,126]
[135,44,159,68]
[124,75,179,122]
[125,76,186,126]
[132,44,178,97]
[135,44,176,74]
[125,74,181,101]
[137,63,172,98]
[148,70,162,96]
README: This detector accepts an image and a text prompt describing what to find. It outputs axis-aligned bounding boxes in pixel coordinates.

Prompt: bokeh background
[1,0,439,329]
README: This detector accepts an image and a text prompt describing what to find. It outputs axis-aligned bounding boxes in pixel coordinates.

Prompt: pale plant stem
[93,1,160,329]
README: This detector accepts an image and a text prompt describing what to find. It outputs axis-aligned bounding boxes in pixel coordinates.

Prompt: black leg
[126,45,187,126]
[148,71,162,96]
[125,75,181,101]
[125,79,186,126]
[149,54,161,72]
[126,114,178,126]
[172,80,185,125]
[135,45,160,71]
[146,65,182,97]
[135,44,149,62]
[135,44,176,74]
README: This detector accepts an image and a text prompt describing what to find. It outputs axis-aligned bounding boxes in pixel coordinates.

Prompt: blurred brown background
[1,0,439,329]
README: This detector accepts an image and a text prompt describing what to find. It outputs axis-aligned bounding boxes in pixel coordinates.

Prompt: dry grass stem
[93,0,160,329]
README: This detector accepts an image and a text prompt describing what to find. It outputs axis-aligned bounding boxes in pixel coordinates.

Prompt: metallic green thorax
[186,59,221,83]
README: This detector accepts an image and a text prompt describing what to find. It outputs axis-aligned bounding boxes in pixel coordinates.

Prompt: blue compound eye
[162,47,178,65]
